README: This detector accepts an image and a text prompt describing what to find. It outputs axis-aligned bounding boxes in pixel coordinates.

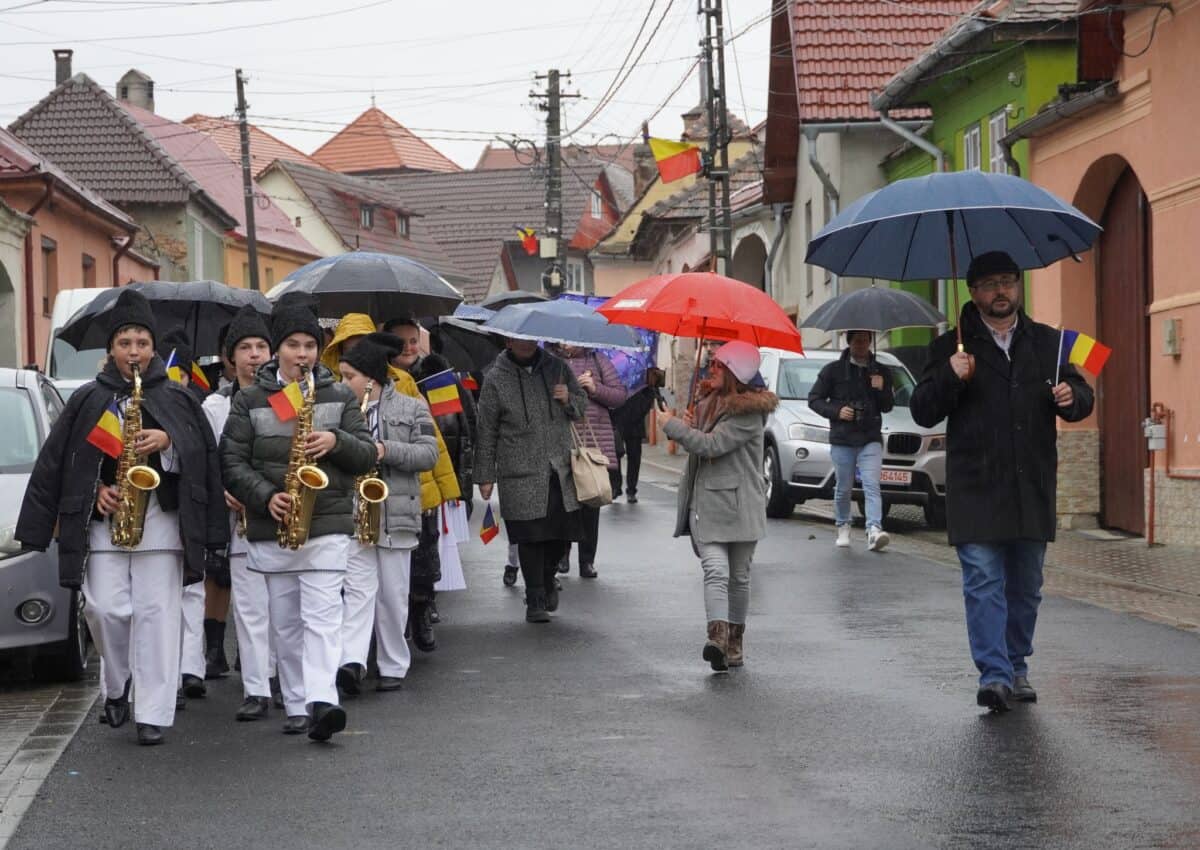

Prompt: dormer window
[396,213,409,237]
[360,204,374,230]
[590,192,603,219]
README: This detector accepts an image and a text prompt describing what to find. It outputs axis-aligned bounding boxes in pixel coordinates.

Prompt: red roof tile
[311,107,461,175]
[182,114,318,177]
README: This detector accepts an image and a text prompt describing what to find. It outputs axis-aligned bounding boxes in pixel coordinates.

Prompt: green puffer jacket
[220,362,377,542]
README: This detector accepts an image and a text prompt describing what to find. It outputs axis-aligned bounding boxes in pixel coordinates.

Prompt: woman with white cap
[658,341,778,672]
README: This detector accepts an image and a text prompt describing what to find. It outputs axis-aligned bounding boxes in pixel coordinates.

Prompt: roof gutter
[870,19,989,113]
[112,230,135,288]
[998,81,1120,176]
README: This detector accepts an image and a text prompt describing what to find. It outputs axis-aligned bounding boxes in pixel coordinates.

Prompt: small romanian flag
[190,362,211,392]
[419,369,463,417]
[268,381,305,422]
[1060,329,1112,376]
[164,349,183,384]
[517,227,538,256]
[648,137,702,183]
[479,503,499,545]
[459,372,479,391]
[86,400,124,459]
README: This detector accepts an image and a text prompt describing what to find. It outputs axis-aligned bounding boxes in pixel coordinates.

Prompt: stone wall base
[1144,468,1200,547]
[1057,429,1100,524]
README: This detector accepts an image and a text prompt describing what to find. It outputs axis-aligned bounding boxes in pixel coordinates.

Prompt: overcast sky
[1,0,773,168]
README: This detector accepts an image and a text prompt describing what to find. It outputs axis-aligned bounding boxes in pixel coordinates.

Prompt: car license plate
[880,469,912,485]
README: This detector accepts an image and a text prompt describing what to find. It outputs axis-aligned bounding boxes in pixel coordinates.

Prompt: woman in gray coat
[475,337,587,623]
[658,341,778,672]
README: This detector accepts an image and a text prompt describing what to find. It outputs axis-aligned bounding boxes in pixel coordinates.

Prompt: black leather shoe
[976,682,1013,713]
[181,674,206,699]
[376,676,404,692]
[203,618,229,679]
[337,663,363,697]
[556,558,570,575]
[579,562,598,579]
[104,698,130,729]
[627,494,638,504]
[136,723,164,745]
[525,591,550,624]
[282,715,309,735]
[308,702,347,742]
[1012,675,1038,703]
[236,696,270,721]
[270,675,284,710]
[428,598,440,625]
[502,565,519,587]
[545,582,559,613]
[412,603,437,653]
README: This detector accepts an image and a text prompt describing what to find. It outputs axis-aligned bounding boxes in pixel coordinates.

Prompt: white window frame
[564,258,586,293]
[963,123,982,171]
[192,219,204,278]
[988,110,1009,174]
[396,213,409,237]
[360,205,374,230]
[589,192,603,219]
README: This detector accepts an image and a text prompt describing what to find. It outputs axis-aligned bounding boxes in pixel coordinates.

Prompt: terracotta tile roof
[269,160,464,284]
[311,107,461,175]
[789,1,978,121]
[473,142,639,174]
[644,150,763,221]
[182,114,318,177]
[120,103,317,258]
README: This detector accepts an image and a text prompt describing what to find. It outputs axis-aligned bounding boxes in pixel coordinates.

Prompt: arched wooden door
[1097,168,1150,534]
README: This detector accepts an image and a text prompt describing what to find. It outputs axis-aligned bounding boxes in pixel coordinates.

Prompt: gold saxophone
[277,366,329,550]
[110,364,161,548]
[353,380,389,545]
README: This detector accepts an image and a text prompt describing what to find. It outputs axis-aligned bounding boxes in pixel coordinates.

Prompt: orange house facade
[1012,1,1200,545]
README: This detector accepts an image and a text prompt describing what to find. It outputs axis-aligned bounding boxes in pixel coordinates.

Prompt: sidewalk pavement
[637,439,1200,633]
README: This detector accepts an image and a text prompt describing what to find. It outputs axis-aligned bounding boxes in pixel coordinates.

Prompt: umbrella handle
[947,211,975,381]
[686,317,708,411]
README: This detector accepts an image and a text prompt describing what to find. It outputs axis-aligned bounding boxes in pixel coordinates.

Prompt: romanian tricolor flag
[164,349,184,384]
[517,227,538,256]
[459,372,479,391]
[268,381,305,422]
[86,401,124,459]
[479,503,499,545]
[648,137,702,183]
[419,369,463,417]
[1059,329,1112,376]
[190,362,211,392]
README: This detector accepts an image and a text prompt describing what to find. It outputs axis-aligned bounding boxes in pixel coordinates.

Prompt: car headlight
[788,423,830,443]
[0,525,20,557]
[927,435,947,452]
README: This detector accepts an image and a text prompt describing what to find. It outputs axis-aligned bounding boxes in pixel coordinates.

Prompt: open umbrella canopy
[805,171,1101,281]
[269,251,462,319]
[432,317,504,372]
[451,303,496,322]
[56,280,271,355]
[801,285,946,333]
[483,299,644,351]
[598,272,802,353]
[479,290,547,310]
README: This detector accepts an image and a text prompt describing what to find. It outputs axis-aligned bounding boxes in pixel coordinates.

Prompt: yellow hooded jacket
[323,313,461,509]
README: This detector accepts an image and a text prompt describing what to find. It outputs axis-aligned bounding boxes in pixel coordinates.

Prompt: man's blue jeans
[955,540,1047,687]
[831,441,883,529]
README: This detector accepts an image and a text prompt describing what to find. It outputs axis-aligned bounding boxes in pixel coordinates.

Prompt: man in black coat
[17,289,228,745]
[910,251,1094,713]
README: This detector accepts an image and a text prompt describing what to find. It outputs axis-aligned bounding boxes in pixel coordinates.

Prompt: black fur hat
[223,305,272,361]
[339,332,403,386]
[106,288,157,349]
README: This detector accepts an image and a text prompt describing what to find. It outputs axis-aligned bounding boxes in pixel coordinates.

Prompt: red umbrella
[598,272,802,406]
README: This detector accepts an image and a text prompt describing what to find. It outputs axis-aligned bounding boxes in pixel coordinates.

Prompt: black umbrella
[801,285,946,333]
[269,251,463,319]
[56,280,272,355]
[431,317,504,372]
[479,290,547,310]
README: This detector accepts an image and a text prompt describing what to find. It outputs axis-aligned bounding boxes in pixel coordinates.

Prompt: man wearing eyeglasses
[911,251,1094,715]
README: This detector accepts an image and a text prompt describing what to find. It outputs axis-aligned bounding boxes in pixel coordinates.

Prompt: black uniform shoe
[502,565,519,587]
[579,562,598,579]
[181,674,206,699]
[1012,675,1038,703]
[337,663,364,697]
[412,602,437,653]
[428,597,440,624]
[235,696,270,721]
[308,702,347,742]
[269,675,284,710]
[627,494,638,504]
[282,715,309,735]
[98,711,109,725]
[525,590,551,624]
[556,557,570,575]
[204,618,229,679]
[545,583,560,613]
[376,676,404,692]
[136,724,164,746]
[104,698,130,728]
[976,682,1013,713]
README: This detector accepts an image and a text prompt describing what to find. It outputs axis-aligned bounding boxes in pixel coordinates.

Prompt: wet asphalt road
[10,474,1200,850]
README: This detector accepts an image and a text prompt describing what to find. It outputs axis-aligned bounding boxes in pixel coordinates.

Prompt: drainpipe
[24,174,53,367]
[803,127,840,298]
[764,203,789,301]
[112,229,134,287]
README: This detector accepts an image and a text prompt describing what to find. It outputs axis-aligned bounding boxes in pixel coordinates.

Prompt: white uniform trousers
[179,579,206,680]
[83,551,183,727]
[230,553,274,698]
[267,571,343,716]
[341,542,412,679]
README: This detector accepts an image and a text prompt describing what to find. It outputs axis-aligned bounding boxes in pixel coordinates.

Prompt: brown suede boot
[727,623,745,667]
[702,620,729,671]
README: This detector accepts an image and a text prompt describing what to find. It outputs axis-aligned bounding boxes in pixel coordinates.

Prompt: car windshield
[776,357,917,406]
[51,338,105,381]
[0,388,41,474]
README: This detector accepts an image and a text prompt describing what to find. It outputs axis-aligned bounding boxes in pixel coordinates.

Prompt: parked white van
[45,288,105,398]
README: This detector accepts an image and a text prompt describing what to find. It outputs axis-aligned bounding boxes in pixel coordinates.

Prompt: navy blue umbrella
[805,171,1101,281]
[483,299,644,351]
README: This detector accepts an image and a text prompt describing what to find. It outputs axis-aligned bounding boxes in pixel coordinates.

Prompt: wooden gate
[1097,168,1150,534]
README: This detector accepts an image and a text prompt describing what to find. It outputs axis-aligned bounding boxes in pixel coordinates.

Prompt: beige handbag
[569,420,612,508]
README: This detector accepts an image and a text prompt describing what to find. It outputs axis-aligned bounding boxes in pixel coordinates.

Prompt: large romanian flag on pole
[86,401,124,458]
[418,369,463,417]
[648,138,703,183]
[1059,328,1112,377]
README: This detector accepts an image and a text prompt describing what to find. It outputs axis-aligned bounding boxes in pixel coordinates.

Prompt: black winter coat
[16,357,228,589]
[910,304,1094,545]
[807,350,895,447]
[411,353,476,498]
[219,362,377,542]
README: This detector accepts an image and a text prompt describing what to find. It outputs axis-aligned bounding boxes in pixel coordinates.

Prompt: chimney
[116,69,155,113]
[633,121,657,198]
[53,49,73,86]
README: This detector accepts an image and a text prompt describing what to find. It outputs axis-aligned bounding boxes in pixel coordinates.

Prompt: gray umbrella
[801,285,946,333]
[268,251,463,319]
[479,290,547,310]
[482,299,644,351]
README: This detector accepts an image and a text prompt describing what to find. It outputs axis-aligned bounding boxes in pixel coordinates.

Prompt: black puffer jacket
[16,357,227,588]
[807,350,895,447]
[410,352,476,498]
[910,304,1094,545]
[219,362,377,542]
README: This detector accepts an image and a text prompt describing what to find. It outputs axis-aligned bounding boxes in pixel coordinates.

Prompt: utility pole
[532,69,579,297]
[235,69,260,291]
[699,0,733,274]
